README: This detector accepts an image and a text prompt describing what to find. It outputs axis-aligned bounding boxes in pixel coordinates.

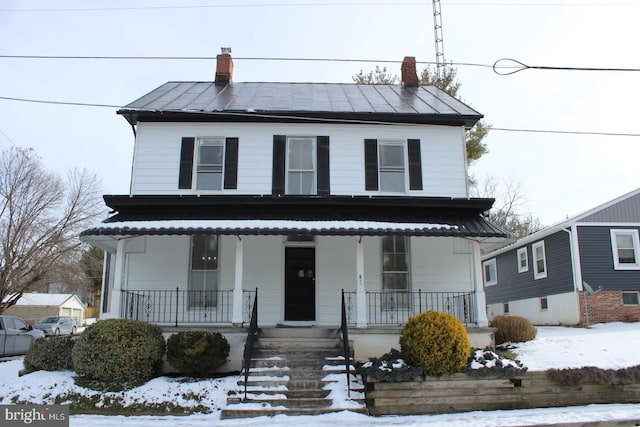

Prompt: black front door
[285,247,316,321]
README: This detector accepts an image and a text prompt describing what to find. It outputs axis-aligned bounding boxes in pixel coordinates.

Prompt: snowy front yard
[1,322,640,426]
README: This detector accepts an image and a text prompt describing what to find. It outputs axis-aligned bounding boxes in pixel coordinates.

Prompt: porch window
[189,235,219,308]
[286,137,316,195]
[611,229,640,270]
[532,241,547,280]
[382,235,410,309]
[517,247,528,273]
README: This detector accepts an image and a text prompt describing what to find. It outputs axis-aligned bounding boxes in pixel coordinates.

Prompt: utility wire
[1,2,638,12]
[494,58,640,75]
[1,95,638,137]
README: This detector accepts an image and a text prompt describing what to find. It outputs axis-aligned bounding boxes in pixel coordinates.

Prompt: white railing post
[232,236,244,326]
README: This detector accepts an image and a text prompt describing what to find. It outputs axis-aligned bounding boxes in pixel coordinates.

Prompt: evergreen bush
[23,337,75,373]
[399,310,471,376]
[72,319,165,387]
[490,315,537,345]
[166,331,229,377]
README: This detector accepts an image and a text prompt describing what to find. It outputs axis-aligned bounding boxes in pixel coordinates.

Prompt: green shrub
[399,310,471,376]
[166,331,229,377]
[490,315,537,345]
[356,348,423,382]
[23,337,75,373]
[72,319,165,387]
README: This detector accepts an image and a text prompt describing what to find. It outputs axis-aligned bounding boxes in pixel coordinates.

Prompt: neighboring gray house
[483,188,640,325]
[4,293,86,326]
[80,51,509,367]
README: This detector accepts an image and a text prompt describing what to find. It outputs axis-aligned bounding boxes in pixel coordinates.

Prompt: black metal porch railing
[343,290,477,326]
[120,288,257,325]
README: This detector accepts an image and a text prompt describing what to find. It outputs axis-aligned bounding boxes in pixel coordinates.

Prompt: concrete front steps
[220,327,367,419]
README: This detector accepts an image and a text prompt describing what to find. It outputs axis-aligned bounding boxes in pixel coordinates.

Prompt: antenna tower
[432,0,445,80]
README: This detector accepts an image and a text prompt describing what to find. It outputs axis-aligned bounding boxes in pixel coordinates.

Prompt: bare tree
[0,147,103,312]
[472,176,544,239]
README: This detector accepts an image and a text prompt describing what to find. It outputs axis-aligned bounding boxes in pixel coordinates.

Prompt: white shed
[4,293,86,326]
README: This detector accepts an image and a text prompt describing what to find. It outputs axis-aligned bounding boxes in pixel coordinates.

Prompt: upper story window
[364,139,423,193]
[272,135,330,196]
[610,229,640,270]
[532,241,547,280]
[178,137,238,191]
[483,258,497,286]
[196,138,224,190]
[517,247,529,273]
[286,137,316,195]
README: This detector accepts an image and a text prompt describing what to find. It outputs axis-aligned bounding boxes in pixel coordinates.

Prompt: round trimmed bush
[490,315,537,345]
[399,310,471,376]
[166,331,229,377]
[24,337,75,373]
[72,319,165,386]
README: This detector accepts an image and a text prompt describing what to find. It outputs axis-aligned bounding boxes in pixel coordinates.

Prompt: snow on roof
[9,293,78,307]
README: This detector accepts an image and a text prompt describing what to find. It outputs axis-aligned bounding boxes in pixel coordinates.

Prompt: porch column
[108,239,127,319]
[472,241,489,327]
[231,236,244,326]
[356,236,368,328]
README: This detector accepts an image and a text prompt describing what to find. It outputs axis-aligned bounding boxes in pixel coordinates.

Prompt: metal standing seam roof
[118,82,483,127]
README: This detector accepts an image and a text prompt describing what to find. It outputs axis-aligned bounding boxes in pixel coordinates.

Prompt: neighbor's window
[532,241,547,280]
[382,235,410,309]
[610,229,640,270]
[378,141,406,193]
[517,247,529,273]
[196,138,224,190]
[189,235,219,307]
[483,259,497,286]
[503,302,510,314]
[286,137,316,195]
[622,292,640,305]
[540,296,548,310]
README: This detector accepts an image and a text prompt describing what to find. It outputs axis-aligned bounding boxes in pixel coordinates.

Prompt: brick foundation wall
[578,290,640,325]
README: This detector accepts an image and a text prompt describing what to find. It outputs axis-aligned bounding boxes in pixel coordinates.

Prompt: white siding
[316,236,358,325]
[410,237,475,292]
[486,292,581,325]
[130,122,468,197]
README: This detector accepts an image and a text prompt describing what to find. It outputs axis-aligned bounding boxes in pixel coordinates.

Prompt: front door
[285,247,316,321]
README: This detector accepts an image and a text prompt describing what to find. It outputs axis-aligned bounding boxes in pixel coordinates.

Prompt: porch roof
[80,217,510,252]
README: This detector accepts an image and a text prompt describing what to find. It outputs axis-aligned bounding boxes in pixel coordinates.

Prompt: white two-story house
[80,52,509,360]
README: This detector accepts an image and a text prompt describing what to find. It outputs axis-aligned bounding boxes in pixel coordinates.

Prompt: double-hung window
[517,247,529,273]
[364,139,423,192]
[382,236,410,309]
[178,137,239,191]
[286,137,316,195]
[189,235,219,308]
[378,141,406,192]
[532,241,547,280]
[610,229,640,270]
[483,259,497,286]
[196,138,224,190]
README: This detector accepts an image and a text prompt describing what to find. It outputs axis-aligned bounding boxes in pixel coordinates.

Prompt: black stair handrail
[242,287,258,401]
[341,289,351,398]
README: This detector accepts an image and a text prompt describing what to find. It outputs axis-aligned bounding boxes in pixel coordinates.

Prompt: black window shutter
[272,135,287,195]
[364,139,379,191]
[223,137,239,189]
[178,137,195,189]
[317,136,330,196]
[408,139,423,190]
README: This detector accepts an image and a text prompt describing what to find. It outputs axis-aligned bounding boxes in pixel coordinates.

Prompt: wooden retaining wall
[365,372,640,416]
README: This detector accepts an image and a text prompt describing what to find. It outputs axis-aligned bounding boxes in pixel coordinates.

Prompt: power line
[1,2,638,12]
[494,58,640,75]
[1,95,638,137]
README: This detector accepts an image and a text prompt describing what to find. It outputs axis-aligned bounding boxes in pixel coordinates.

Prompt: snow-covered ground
[1,322,640,426]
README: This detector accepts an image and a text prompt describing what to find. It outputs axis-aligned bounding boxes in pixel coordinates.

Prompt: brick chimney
[401,56,419,87]
[215,47,233,85]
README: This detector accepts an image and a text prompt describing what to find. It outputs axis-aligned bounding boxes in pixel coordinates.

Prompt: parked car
[33,316,77,336]
[0,315,45,357]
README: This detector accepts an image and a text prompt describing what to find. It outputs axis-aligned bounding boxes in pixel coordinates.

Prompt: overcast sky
[1,0,638,226]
